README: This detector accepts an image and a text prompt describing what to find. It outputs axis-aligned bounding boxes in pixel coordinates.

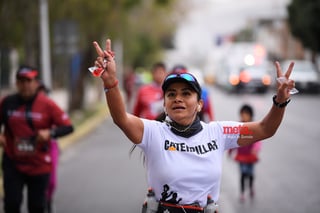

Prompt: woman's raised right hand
[93,39,117,87]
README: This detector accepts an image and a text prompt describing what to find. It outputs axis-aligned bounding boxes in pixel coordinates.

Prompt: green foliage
[0,0,181,110]
[155,0,170,6]
[0,0,36,46]
[0,0,179,67]
[121,0,178,68]
[51,0,174,69]
[0,0,40,64]
[287,0,320,53]
[234,28,254,42]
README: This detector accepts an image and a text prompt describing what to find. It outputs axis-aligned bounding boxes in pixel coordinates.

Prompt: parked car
[281,60,320,93]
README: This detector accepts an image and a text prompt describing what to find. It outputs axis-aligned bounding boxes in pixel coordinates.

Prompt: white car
[281,60,320,93]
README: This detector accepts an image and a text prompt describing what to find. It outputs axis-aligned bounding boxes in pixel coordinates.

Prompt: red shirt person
[133,62,166,120]
[0,65,74,213]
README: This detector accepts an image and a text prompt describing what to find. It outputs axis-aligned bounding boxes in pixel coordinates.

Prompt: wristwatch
[273,95,291,108]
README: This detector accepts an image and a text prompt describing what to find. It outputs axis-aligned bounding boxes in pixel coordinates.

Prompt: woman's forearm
[105,84,128,127]
[238,95,290,147]
[260,102,286,138]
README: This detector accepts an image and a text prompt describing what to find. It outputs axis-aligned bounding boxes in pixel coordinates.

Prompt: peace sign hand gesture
[274,61,297,102]
[91,39,117,87]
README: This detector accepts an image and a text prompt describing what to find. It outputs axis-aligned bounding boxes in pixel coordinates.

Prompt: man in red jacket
[0,65,74,213]
[133,62,166,119]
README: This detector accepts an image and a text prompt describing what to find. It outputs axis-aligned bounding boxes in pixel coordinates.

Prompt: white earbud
[163,107,172,123]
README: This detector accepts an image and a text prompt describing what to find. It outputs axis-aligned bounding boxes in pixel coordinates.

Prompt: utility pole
[39,0,52,89]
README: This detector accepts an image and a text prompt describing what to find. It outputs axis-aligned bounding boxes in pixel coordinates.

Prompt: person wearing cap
[91,39,295,212]
[133,62,167,120]
[0,65,74,213]
[166,65,214,122]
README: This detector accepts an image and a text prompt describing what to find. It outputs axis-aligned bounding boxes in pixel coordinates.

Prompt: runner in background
[0,65,74,213]
[228,104,262,202]
[133,62,167,120]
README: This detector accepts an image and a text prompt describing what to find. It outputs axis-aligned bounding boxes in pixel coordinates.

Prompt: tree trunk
[68,47,95,111]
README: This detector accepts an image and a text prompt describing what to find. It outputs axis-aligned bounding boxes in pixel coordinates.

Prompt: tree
[0,0,40,66]
[48,0,180,111]
[287,0,320,64]
[0,0,182,111]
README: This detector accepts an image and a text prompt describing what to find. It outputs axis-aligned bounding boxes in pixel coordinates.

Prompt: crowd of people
[0,37,296,213]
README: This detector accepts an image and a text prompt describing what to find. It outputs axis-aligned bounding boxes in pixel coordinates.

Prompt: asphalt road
[211,87,320,213]
[3,86,320,213]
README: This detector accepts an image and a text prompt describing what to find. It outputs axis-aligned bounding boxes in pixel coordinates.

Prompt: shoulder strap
[25,101,35,131]
[24,92,40,132]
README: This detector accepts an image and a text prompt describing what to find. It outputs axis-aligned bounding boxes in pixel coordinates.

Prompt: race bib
[14,137,37,157]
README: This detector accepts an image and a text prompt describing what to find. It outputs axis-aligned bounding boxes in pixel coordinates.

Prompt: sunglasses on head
[165,73,197,82]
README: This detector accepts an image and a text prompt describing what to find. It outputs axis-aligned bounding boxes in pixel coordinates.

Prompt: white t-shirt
[137,119,241,207]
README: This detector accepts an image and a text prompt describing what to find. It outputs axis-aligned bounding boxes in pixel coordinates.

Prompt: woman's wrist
[103,79,119,92]
[274,90,288,103]
[273,95,290,108]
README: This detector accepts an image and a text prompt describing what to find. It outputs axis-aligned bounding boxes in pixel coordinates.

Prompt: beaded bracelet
[272,95,291,108]
[104,79,119,93]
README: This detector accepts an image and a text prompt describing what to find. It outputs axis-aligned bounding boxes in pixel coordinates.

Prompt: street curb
[0,103,109,197]
[59,103,108,150]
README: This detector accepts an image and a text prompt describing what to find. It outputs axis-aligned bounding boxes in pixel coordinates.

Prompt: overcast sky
[174,0,291,52]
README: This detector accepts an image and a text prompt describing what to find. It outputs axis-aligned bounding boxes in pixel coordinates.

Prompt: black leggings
[239,163,254,193]
[240,173,254,193]
[2,154,50,213]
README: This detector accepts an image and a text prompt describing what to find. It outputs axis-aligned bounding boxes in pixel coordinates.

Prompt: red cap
[16,66,38,79]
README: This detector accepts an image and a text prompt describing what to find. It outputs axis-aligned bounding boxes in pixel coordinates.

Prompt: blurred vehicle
[218,64,272,93]
[236,65,272,93]
[282,60,320,93]
[215,42,272,93]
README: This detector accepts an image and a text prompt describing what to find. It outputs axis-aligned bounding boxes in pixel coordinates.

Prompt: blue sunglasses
[165,73,197,82]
